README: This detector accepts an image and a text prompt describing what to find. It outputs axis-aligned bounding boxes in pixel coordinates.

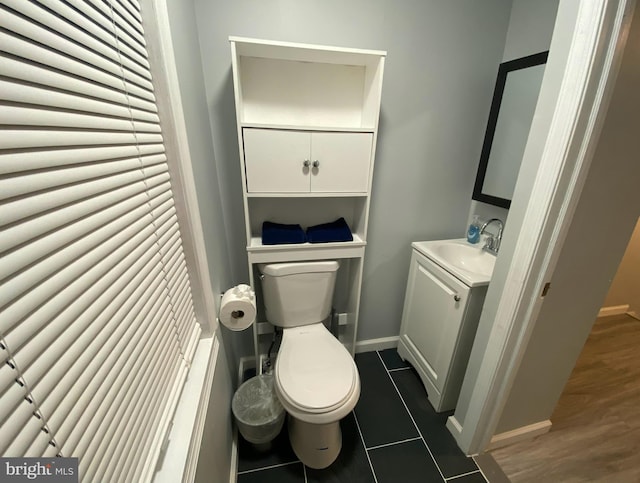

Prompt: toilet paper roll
[219,284,257,331]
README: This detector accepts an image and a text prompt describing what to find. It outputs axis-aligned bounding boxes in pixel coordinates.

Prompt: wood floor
[490,314,640,482]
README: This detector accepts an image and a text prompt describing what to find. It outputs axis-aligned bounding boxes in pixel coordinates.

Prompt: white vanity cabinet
[398,248,488,412]
[230,37,385,360]
[243,129,373,193]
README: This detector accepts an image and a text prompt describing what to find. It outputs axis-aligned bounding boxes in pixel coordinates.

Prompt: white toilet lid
[276,324,357,412]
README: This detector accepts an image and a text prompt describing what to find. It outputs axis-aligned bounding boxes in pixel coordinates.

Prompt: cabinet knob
[453,295,461,302]
[303,159,311,168]
[312,160,320,168]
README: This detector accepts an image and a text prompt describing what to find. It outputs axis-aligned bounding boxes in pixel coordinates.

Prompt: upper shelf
[230,37,385,130]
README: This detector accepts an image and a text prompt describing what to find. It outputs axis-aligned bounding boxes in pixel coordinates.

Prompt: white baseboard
[487,420,552,451]
[446,415,463,439]
[598,304,630,317]
[355,335,399,353]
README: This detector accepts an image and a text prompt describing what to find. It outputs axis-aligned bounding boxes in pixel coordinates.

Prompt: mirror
[472,51,548,209]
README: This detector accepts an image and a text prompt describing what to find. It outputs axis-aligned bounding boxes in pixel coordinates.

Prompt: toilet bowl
[275,323,360,468]
[258,261,360,469]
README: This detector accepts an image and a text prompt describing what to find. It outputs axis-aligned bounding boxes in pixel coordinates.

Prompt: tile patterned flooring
[236,349,488,483]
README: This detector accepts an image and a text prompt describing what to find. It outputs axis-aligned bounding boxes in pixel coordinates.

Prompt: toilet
[258,261,360,469]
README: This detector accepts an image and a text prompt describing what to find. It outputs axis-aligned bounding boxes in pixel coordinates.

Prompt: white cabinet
[230,37,385,359]
[243,129,372,193]
[398,248,488,412]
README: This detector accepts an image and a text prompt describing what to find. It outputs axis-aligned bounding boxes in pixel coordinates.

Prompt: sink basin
[432,242,495,278]
[411,239,496,286]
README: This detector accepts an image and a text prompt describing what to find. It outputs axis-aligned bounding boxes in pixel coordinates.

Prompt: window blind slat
[0,129,163,150]
[37,0,151,72]
[65,0,147,62]
[83,339,181,477]
[2,214,157,346]
[42,444,57,458]
[110,0,145,38]
[119,360,189,482]
[155,210,179,244]
[0,152,165,201]
[0,143,164,175]
[1,0,202,476]
[133,361,189,481]
[184,323,202,365]
[116,0,142,25]
[0,6,154,94]
[53,297,173,456]
[24,427,52,458]
[37,265,167,431]
[0,176,168,257]
[0,52,158,114]
[0,374,27,429]
[95,0,146,48]
[3,0,152,82]
[1,400,44,456]
[0,105,161,133]
[1,344,18,397]
[1,32,122,102]
[88,354,181,480]
[0,187,148,280]
[0,165,167,230]
[11,230,160,372]
[178,312,199,358]
[127,361,189,482]
[81,0,149,69]
[67,304,176,458]
[89,350,183,480]
[163,237,186,281]
[28,257,163,402]
[164,252,188,296]
[0,79,160,124]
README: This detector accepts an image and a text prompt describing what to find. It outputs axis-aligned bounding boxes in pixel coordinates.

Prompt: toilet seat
[275,323,360,424]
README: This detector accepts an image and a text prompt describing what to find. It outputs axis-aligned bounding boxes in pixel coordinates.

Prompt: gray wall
[193,0,513,345]
[164,0,253,371]
[455,0,560,430]
[495,0,640,433]
[467,0,560,232]
[603,217,640,315]
[164,1,235,480]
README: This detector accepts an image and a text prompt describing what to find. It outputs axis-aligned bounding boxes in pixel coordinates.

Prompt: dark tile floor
[236,349,488,482]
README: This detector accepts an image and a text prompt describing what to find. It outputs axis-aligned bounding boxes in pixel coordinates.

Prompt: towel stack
[261,218,353,245]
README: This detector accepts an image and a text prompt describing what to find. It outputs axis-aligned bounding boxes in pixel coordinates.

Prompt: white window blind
[0,0,202,481]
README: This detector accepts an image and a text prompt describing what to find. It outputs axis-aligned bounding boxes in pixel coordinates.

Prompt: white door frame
[449,0,636,454]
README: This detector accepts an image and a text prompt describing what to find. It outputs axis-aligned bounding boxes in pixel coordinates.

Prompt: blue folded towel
[262,221,306,245]
[306,217,353,243]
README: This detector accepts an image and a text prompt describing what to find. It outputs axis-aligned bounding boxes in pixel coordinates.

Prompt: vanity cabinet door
[243,129,372,193]
[310,132,372,193]
[399,251,470,395]
[243,128,311,192]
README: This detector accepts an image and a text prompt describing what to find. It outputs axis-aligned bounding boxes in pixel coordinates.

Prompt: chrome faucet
[480,218,504,255]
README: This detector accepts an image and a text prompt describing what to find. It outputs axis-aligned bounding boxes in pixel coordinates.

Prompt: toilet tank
[259,261,339,328]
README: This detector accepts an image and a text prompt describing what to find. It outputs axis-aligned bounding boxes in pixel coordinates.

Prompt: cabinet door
[243,128,310,192]
[401,252,469,392]
[310,132,372,192]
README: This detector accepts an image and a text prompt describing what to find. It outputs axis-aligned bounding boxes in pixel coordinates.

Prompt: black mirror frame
[472,51,549,209]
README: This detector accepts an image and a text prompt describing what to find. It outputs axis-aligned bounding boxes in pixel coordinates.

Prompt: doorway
[489,223,640,481]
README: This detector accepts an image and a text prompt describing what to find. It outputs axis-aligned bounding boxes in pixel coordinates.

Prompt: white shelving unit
[229,36,385,361]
